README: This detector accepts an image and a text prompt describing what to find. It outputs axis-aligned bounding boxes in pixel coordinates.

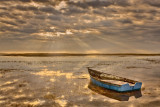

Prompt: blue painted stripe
[90,77,142,92]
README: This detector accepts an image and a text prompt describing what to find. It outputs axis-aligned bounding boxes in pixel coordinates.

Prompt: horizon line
[0,52,160,56]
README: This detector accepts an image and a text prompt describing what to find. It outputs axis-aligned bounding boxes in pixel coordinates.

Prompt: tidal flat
[0,55,160,107]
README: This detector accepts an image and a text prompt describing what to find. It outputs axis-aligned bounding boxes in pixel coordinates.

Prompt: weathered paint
[88,82,142,101]
[90,77,142,92]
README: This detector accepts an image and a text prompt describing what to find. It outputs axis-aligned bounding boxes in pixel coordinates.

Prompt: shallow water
[0,56,160,107]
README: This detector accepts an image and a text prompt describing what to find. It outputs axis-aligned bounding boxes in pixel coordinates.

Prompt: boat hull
[90,77,142,92]
[88,81,142,101]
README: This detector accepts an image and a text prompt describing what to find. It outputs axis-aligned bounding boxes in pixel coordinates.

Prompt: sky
[0,0,160,53]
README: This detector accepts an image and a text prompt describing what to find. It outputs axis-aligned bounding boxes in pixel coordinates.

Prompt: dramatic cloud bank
[0,0,160,53]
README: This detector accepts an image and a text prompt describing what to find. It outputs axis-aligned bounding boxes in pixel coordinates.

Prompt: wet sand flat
[0,55,160,107]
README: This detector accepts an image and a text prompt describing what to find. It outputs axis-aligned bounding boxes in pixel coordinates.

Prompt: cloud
[19,0,31,2]
[39,6,60,14]
[0,20,18,26]
[15,5,38,11]
[118,19,133,24]
[143,0,160,7]
[0,0,160,53]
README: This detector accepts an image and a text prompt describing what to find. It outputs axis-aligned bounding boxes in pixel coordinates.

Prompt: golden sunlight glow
[133,20,144,25]
[55,99,67,107]
[50,78,55,82]
[55,1,67,10]
[50,26,56,30]
[66,29,73,35]
[32,69,90,79]
[0,100,5,104]
[14,94,26,99]
[32,30,73,38]
[31,69,73,79]
[1,86,15,91]
[23,100,45,106]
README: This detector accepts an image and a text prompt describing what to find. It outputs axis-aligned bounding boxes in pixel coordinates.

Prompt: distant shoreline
[0,53,160,57]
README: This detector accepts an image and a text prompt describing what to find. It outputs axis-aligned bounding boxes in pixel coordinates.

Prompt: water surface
[0,55,160,107]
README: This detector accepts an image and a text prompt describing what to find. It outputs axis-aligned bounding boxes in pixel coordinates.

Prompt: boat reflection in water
[88,82,142,101]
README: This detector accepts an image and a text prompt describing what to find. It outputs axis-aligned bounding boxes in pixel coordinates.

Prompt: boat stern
[134,82,142,90]
[118,82,142,92]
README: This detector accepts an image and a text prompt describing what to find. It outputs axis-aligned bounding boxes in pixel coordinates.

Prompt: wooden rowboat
[87,68,142,92]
